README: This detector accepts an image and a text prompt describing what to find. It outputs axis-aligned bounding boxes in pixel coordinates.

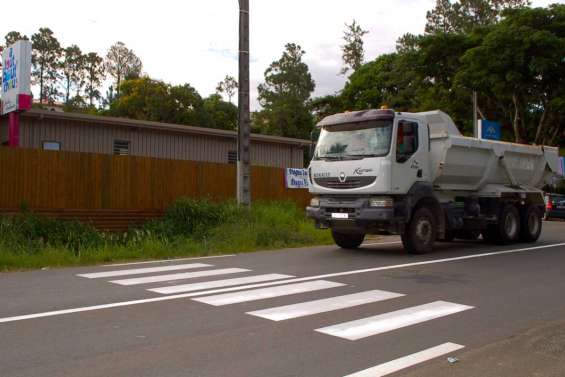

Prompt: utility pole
[237,0,251,205]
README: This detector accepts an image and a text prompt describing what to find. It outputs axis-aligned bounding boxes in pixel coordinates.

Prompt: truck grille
[314,176,376,189]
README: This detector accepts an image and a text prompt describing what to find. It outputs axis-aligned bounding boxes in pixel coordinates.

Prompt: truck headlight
[369,197,393,208]
[310,197,320,207]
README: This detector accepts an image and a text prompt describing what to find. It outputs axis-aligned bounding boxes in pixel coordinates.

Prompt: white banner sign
[285,168,309,189]
[1,40,32,115]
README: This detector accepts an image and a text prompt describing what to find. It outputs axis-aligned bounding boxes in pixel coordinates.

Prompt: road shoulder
[402,316,565,377]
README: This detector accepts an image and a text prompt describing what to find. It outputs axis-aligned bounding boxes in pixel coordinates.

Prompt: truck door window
[396,121,419,163]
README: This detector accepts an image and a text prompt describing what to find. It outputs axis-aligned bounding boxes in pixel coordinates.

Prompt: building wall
[0,116,305,168]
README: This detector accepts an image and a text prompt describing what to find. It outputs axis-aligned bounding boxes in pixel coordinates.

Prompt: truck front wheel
[332,231,365,249]
[402,207,437,254]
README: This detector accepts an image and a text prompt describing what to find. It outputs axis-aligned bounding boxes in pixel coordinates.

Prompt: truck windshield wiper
[317,156,344,161]
[343,154,380,159]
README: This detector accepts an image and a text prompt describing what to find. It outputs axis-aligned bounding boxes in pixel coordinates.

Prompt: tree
[425,0,460,33]
[105,42,142,97]
[457,5,565,144]
[336,32,478,133]
[61,45,84,104]
[109,77,209,127]
[216,75,238,103]
[310,94,345,124]
[257,43,315,139]
[204,94,238,130]
[31,28,62,104]
[425,0,531,34]
[83,52,105,107]
[341,20,369,75]
[5,31,28,46]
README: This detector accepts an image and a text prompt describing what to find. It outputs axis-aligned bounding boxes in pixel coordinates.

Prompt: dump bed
[427,113,560,192]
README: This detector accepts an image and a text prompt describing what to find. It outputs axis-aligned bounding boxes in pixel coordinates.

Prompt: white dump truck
[306,109,561,254]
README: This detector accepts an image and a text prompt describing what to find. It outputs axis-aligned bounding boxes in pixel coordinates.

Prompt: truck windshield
[314,120,393,160]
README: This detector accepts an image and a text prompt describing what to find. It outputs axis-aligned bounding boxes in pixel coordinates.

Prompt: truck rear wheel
[332,231,365,249]
[519,205,542,243]
[402,207,437,254]
[484,204,520,245]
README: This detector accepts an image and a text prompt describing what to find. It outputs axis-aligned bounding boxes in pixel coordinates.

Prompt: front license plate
[332,213,349,219]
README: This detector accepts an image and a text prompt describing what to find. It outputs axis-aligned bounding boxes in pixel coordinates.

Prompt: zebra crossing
[77,261,472,376]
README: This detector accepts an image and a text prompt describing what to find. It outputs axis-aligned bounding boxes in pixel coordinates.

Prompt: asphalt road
[2,221,565,377]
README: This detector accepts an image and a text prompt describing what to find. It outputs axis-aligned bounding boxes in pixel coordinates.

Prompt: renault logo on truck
[338,172,347,183]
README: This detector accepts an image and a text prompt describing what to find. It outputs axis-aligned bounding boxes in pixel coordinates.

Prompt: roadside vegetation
[0,199,331,271]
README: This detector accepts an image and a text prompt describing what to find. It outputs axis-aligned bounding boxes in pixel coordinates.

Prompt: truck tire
[332,231,365,249]
[485,204,520,245]
[402,207,437,254]
[519,205,542,243]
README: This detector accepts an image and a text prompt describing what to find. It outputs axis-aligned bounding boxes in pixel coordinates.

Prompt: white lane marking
[172,241,565,297]
[247,290,404,321]
[148,274,294,295]
[77,263,213,279]
[343,342,465,377]
[193,280,345,306]
[0,296,204,324]
[362,241,402,246]
[316,301,473,340]
[2,242,562,324]
[103,254,236,267]
[110,268,250,286]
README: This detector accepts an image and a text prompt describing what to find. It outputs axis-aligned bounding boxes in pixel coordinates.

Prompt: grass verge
[0,199,332,271]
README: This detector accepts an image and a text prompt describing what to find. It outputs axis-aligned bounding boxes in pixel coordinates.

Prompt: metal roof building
[0,110,309,168]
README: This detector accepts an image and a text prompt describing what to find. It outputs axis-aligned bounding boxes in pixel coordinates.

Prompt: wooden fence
[0,148,311,230]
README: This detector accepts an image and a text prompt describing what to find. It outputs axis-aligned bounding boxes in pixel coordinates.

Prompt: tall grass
[0,199,331,271]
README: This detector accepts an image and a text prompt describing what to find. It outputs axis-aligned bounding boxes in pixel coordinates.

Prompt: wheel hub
[416,219,432,244]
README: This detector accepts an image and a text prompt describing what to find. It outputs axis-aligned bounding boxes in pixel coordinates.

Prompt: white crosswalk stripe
[193,280,345,306]
[148,274,295,294]
[247,290,404,321]
[77,263,212,279]
[110,268,250,286]
[343,342,465,377]
[316,301,474,340]
[76,260,476,377]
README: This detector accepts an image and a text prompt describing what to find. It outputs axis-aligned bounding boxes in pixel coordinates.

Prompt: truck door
[391,119,429,193]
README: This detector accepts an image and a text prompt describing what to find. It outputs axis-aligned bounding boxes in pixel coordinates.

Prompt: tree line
[0,29,239,131]
[253,0,564,145]
[1,28,143,109]
[313,1,565,146]
[2,1,564,144]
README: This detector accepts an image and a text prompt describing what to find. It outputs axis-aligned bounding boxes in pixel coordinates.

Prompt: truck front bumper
[306,197,400,233]
[306,206,394,222]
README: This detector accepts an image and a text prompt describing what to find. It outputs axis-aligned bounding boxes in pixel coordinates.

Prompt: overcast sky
[2,0,559,109]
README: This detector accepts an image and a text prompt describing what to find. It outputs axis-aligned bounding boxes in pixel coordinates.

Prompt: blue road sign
[480,120,502,141]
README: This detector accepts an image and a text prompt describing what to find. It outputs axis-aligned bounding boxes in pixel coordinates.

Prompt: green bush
[0,199,332,270]
[144,198,239,239]
[0,213,105,254]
